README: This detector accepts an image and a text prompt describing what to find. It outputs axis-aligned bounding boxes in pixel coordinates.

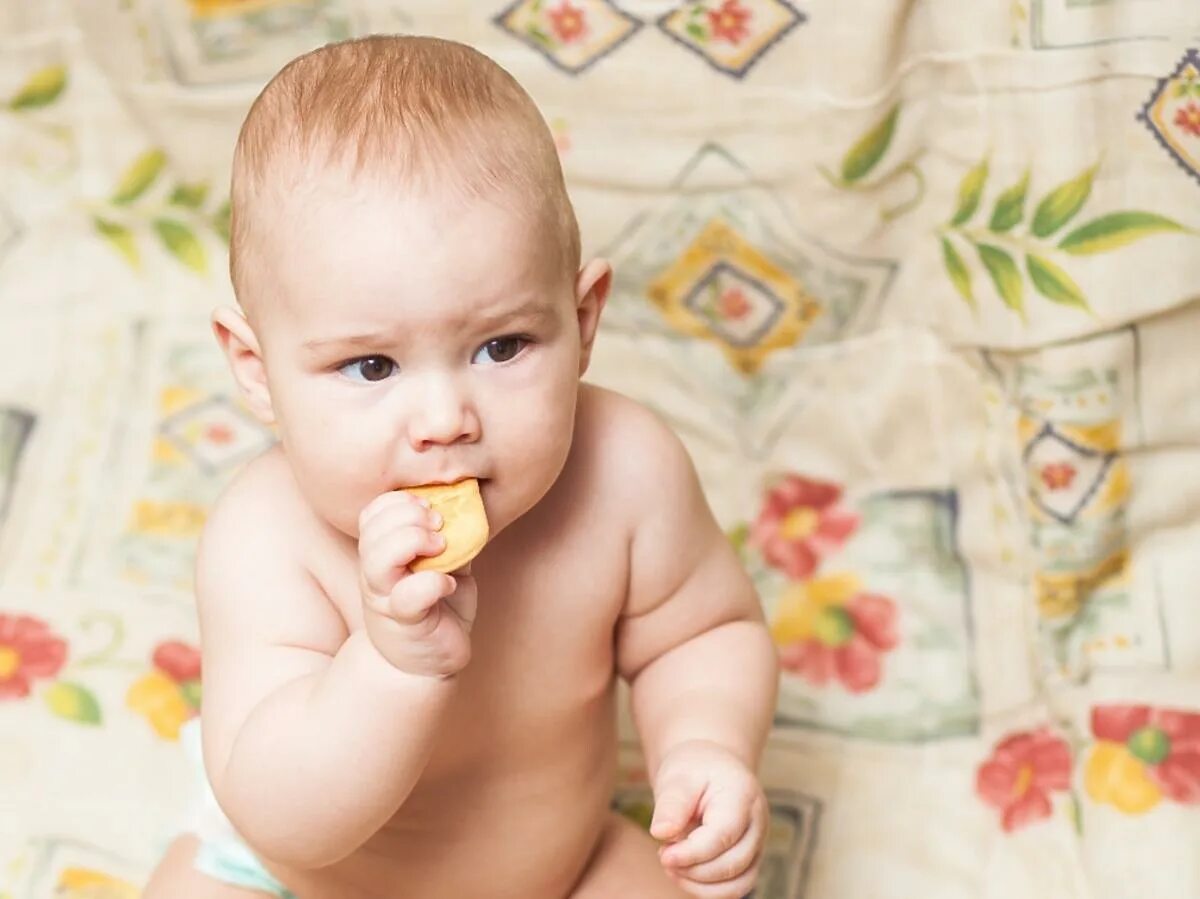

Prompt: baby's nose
[406,380,480,450]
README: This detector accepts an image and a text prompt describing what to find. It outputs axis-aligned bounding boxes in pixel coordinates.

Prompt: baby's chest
[313,496,629,755]
[446,554,625,739]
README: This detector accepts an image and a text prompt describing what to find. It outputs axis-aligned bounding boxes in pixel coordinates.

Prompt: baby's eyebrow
[469,296,557,332]
[301,332,395,355]
[300,298,557,356]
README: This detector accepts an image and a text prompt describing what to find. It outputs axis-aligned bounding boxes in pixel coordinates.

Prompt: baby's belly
[268,696,619,899]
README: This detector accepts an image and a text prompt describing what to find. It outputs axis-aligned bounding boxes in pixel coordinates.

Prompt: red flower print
[772,574,898,693]
[153,640,201,683]
[0,613,68,700]
[976,729,1072,832]
[1175,101,1200,138]
[548,1,588,43]
[128,639,202,740]
[718,286,752,321]
[1084,704,1200,814]
[205,422,235,445]
[751,475,859,579]
[707,0,751,44]
[1039,461,1076,491]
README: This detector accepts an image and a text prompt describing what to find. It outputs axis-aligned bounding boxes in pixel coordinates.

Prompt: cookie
[407,478,489,573]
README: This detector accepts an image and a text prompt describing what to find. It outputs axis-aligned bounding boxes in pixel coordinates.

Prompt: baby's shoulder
[197,443,313,570]
[575,385,697,503]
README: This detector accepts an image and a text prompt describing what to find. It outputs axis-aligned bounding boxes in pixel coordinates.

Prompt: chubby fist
[651,741,769,899]
[357,489,477,678]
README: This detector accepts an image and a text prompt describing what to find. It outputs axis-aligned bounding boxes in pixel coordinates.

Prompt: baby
[142,34,778,899]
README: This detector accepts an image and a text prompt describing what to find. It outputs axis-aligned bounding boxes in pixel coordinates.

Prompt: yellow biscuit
[408,478,489,573]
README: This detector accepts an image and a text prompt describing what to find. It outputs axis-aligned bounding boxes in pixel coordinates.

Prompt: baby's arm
[614,410,778,781]
[195,466,457,870]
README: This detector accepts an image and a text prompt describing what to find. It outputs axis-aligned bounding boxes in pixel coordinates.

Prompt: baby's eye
[337,355,397,383]
[472,336,527,365]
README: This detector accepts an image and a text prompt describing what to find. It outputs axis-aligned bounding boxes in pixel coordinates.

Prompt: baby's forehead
[252,183,568,325]
[262,155,541,236]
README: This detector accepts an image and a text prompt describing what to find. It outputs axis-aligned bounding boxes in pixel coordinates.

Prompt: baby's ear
[574,258,612,376]
[211,305,275,425]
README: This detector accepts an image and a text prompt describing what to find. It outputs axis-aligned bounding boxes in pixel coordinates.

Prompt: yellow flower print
[1085,741,1163,814]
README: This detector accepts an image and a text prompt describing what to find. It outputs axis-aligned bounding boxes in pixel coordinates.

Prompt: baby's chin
[477,460,569,539]
[473,476,528,540]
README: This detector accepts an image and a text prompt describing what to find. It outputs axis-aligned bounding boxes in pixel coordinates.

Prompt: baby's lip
[399,476,483,489]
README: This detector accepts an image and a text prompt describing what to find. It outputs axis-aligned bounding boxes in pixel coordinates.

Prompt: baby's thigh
[141,835,276,899]
[569,812,690,899]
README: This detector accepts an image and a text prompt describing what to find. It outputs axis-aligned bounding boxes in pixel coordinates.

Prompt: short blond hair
[229,35,580,314]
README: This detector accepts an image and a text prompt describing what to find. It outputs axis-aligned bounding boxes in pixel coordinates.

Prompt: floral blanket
[2,2,1200,897]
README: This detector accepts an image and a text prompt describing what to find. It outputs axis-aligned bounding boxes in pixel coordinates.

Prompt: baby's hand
[649,740,769,899]
[357,490,477,678]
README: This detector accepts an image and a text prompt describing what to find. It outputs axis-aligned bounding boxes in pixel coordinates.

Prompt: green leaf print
[727,522,750,553]
[976,243,1024,316]
[841,103,899,184]
[169,181,210,209]
[111,149,166,205]
[153,219,207,274]
[527,25,554,47]
[1027,253,1090,311]
[988,170,1029,233]
[1030,164,1096,238]
[93,217,139,269]
[44,681,102,725]
[180,678,202,711]
[938,153,1197,321]
[9,64,67,110]
[1058,211,1190,255]
[941,237,974,309]
[950,158,989,226]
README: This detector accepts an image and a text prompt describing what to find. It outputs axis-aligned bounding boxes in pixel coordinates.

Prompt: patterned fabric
[1,2,1199,897]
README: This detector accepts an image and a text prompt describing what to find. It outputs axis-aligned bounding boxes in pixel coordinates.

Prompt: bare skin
[141,176,778,898]
[145,812,684,899]
[144,389,707,898]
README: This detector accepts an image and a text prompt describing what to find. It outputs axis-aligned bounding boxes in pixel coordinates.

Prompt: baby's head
[214,35,611,539]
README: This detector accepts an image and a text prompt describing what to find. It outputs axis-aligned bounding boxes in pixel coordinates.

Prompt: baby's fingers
[361,527,444,596]
[660,789,755,869]
[670,795,768,885]
[387,570,457,625]
[358,489,430,536]
[669,853,763,899]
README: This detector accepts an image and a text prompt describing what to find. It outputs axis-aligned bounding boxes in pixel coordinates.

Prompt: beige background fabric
[1,2,1199,897]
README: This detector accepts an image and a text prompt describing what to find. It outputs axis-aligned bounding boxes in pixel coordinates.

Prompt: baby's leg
[569,812,691,898]
[142,835,279,899]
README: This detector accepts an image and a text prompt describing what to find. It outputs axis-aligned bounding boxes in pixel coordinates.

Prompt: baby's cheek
[293,432,381,519]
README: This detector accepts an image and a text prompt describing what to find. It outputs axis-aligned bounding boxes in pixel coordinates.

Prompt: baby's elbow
[239,824,359,873]
[215,792,362,872]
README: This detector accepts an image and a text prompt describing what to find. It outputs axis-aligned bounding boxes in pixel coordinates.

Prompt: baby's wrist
[352,625,462,685]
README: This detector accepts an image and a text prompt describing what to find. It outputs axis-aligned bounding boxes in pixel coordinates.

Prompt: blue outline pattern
[159,395,274,475]
[491,0,643,76]
[682,260,786,348]
[1029,0,1190,50]
[772,487,980,743]
[655,0,807,79]
[0,407,36,534]
[1022,422,1118,525]
[1137,47,1200,188]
